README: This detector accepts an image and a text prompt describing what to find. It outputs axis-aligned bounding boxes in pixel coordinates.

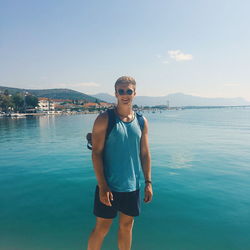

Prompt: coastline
[0,110,99,118]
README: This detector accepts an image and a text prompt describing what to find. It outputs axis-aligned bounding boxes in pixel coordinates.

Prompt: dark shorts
[93,185,141,219]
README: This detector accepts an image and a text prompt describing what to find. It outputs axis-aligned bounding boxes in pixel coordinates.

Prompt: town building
[38,98,55,112]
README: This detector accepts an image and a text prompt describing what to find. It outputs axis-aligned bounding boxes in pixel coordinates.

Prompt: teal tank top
[103,112,142,192]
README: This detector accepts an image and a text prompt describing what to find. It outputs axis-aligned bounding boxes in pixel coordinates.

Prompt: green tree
[3,89,9,96]
[25,95,38,108]
[0,94,13,112]
[11,93,24,112]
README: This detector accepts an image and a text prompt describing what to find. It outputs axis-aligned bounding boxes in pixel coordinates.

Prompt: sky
[1,0,250,100]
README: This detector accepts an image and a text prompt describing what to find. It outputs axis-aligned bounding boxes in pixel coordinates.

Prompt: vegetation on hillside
[0,90,39,113]
[0,86,103,103]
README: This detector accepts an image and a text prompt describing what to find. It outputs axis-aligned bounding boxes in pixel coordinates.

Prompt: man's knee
[119,217,134,232]
[93,218,113,237]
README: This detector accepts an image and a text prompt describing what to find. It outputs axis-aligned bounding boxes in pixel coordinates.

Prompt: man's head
[114,76,136,106]
[115,76,136,91]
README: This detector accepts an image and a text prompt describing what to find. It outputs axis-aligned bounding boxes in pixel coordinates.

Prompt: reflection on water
[170,151,193,169]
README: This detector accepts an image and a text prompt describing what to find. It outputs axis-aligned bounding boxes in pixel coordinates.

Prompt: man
[87,76,153,250]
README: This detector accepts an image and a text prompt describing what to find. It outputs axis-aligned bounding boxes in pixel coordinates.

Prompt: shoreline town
[1,94,249,119]
[0,96,180,119]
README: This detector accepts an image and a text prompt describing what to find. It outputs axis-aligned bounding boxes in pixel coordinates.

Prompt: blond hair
[114,76,136,90]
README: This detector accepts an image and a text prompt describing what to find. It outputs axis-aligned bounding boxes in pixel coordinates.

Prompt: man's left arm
[140,117,153,203]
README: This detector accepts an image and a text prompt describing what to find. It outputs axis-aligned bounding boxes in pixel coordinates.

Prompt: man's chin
[119,101,132,106]
[122,100,132,105]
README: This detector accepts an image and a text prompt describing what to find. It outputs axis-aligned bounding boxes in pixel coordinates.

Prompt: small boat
[10,113,26,118]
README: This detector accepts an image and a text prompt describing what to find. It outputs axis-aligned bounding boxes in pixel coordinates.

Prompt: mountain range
[1,85,249,107]
[93,93,250,107]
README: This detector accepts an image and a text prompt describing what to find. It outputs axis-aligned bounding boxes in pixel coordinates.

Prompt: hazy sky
[1,0,250,100]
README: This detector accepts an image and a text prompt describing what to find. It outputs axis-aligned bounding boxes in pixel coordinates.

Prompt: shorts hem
[119,209,140,217]
[93,211,117,219]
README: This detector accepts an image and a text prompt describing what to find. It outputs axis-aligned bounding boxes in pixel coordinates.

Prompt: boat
[9,113,26,118]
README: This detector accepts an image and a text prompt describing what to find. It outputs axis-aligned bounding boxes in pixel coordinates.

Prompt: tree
[95,98,100,105]
[3,89,9,96]
[11,93,24,112]
[25,95,38,108]
[0,94,13,112]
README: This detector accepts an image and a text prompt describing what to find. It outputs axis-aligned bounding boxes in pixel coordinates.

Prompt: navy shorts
[93,185,141,219]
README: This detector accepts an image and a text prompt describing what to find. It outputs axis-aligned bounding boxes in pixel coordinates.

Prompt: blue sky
[1,0,250,100]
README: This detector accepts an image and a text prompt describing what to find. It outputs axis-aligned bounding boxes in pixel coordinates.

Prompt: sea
[0,108,250,250]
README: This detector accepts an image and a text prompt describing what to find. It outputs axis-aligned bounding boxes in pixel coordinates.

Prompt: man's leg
[87,217,113,250]
[118,212,134,250]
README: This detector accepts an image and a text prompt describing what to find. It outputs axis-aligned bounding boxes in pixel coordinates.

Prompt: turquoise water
[1,108,250,250]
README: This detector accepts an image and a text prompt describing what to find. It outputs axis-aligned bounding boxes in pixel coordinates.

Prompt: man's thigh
[118,189,141,217]
[93,185,118,219]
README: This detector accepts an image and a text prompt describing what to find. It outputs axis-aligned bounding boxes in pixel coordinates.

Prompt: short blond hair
[115,76,136,90]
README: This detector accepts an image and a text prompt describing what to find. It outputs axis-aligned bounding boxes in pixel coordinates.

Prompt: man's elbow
[141,151,151,162]
[92,149,103,160]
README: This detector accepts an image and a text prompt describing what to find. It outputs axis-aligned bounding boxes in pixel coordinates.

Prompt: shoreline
[0,111,100,118]
[1,105,249,119]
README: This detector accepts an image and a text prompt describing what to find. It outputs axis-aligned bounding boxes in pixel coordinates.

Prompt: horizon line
[0,84,249,101]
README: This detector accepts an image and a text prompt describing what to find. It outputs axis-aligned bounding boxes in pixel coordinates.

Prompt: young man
[87,76,152,250]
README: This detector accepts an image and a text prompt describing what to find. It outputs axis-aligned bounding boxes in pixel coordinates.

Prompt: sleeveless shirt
[103,112,142,192]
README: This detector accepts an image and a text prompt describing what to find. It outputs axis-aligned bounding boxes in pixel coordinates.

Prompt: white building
[38,98,55,112]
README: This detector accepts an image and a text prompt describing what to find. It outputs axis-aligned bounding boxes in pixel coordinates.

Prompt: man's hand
[144,183,153,203]
[99,185,114,207]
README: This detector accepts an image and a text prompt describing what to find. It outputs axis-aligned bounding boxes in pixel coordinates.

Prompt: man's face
[115,83,136,105]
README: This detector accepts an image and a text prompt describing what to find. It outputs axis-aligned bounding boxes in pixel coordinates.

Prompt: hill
[92,93,116,103]
[0,86,103,103]
[93,92,250,106]
[2,86,249,106]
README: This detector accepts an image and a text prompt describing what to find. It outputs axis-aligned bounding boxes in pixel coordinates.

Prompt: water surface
[1,108,250,250]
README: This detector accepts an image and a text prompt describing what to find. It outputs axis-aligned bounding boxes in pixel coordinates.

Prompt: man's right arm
[92,112,113,206]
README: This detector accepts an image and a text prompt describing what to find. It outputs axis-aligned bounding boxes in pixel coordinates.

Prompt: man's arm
[140,117,153,203]
[92,112,113,206]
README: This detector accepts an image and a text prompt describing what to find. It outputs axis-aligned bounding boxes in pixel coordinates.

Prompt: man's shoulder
[94,109,116,127]
[97,108,115,120]
[140,113,148,123]
[94,111,109,129]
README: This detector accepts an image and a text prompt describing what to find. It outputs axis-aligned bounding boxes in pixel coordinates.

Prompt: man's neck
[116,104,133,117]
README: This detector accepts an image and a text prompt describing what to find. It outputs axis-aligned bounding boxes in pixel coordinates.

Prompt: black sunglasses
[117,89,134,95]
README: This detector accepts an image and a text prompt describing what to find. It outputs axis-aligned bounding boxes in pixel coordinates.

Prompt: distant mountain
[2,85,249,106]
[92,93,116,103]
[0,86,103,103]
[165,93,250,107]
[93,92,250,107]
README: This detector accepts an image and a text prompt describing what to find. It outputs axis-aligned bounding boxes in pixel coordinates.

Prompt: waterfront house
[38,98,55,112]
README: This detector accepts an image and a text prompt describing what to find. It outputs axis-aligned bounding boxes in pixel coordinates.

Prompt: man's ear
[115,90,118,98]
[134,91,136,96]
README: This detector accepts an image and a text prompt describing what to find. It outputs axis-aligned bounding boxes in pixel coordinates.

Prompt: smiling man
[87,76,153,250]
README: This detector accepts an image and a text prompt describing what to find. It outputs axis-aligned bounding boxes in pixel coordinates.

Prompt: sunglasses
[117,89,134,95]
